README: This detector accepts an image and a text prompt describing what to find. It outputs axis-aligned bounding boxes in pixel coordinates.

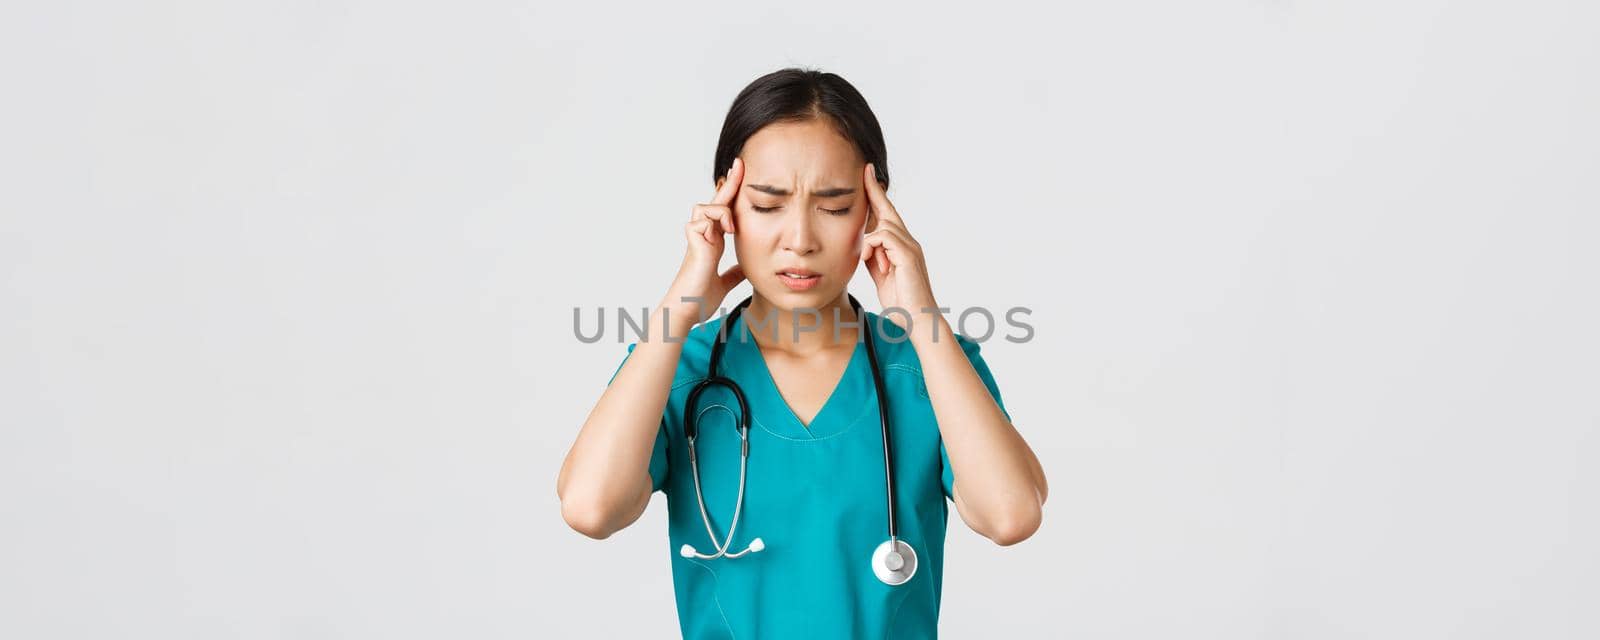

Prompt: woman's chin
[754,280,845,309]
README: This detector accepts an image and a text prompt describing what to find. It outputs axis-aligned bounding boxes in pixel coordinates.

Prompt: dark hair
[713,67,889,189]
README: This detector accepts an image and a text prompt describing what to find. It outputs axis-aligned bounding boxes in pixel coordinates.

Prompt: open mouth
[777,269,822,290]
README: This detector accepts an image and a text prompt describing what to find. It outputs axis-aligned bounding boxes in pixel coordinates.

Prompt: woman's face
[718,119,870,313]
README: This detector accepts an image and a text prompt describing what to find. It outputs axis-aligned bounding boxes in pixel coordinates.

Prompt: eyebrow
[746,184,857,198]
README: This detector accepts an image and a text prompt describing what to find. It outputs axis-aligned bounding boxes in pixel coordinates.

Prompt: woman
[556,67,1047,639]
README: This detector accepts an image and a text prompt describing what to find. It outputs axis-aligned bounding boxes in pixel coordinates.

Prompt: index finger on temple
[864,162,903,225]
[711,157,744,206]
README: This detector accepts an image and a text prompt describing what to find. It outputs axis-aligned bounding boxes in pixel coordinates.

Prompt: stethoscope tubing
[860,299,898,545]
[684,422,755,558]
[680,293,914,584]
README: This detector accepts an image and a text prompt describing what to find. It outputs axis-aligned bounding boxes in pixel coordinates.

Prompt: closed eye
[751,205,852,216]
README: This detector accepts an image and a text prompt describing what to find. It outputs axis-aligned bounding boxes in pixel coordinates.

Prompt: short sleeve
[610,342,670,493]
[941,336,1011,500]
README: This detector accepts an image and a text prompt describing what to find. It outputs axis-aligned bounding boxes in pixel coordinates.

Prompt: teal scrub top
[609,308,1011,639]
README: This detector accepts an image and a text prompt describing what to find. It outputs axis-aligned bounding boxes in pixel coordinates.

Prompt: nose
[781,210,819,256]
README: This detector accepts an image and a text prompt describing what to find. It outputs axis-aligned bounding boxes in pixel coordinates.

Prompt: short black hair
[713,67,889,189]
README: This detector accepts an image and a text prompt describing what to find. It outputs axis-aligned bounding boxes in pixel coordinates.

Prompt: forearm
[557,298,696,538]
[913,315,1045,545]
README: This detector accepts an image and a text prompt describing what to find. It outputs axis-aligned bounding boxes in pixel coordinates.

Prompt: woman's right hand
[666,156,747,324]
[562,165,749,538]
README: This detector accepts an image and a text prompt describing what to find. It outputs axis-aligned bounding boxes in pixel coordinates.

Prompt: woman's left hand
[859,162,940,331]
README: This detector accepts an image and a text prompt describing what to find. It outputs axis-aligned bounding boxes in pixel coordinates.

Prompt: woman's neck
[744,291,860,356]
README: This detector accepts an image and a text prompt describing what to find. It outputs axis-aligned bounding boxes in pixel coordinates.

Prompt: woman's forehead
[740,120,861,188]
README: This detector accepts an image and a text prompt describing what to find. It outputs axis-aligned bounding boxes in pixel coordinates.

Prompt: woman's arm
[853,162,1045,546]
[557,298,695,539]
[914,317,1046,546]
[557,158,747,540]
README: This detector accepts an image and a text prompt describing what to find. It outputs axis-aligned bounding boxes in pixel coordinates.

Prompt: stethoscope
[677,293,918,586]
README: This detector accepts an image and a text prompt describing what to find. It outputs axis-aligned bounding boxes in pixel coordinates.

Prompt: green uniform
[610,309,1010,639]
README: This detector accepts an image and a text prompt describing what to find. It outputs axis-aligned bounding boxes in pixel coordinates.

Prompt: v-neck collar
[725,311,870,440]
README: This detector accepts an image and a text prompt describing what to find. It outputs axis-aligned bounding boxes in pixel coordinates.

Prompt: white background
[2,1,1596,638]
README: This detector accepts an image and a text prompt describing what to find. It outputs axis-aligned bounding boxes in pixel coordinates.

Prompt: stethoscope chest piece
[871,538,918,586]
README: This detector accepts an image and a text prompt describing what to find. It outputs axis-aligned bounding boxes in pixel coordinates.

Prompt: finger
[860,231,882,275]
[869,219,920,265]
[690,218,722,246]
[687,219,711,242]
[857,233,890,276]
[858,235,888,283]
[862,246,887,288]
[863,162,906,231]
[867,246,888,278]
[865,224,917,253]
[865,227,922,271]
[863,229,913,276]
[857,236,883,272]
[696,205,735,235]
[711,157,744,206]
